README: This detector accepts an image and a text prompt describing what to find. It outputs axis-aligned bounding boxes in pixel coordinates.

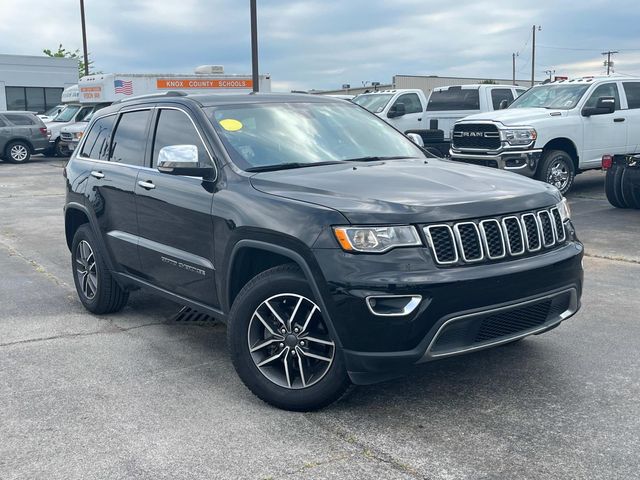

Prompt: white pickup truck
[450,76,640,193]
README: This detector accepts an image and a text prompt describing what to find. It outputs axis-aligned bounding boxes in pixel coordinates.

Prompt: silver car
[0,112,50,163]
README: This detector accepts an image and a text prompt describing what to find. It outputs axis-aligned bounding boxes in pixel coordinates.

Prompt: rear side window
[427,89,480,111]
[393,93,423,114]
[491,89,515,109]
[3,114,35,126]
[623,82,640,109]
[109,110,151,167]
[80,115,116,160]
[151,109,210,167]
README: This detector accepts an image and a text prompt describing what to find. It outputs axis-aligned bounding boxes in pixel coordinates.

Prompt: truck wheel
[620,168,640,209]
[537,150,575,194]
[54,139,68,157]
[71,224,129,314]
[228,264,350,411]
[4,141,31,163]
[605,165,628,208]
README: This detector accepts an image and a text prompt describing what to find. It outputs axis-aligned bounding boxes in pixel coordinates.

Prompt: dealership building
[0,54,78,113]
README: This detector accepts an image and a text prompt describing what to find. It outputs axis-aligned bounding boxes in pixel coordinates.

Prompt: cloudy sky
[2,0,640,91]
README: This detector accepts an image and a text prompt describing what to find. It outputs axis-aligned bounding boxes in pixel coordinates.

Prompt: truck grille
[424,207,566,266]
[452,123,501,150]
[60,132,74,142]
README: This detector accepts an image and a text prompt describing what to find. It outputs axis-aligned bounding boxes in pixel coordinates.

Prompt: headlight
[74,132,83,140]
[333,226,422,253]
[501,128,537,146]
[556,197,571,221]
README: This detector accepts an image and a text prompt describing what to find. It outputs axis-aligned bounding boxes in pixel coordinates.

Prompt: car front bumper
[312,224,583,384]
[449,148,543,177]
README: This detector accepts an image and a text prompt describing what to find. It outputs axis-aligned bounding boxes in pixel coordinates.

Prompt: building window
[4,86,64,113]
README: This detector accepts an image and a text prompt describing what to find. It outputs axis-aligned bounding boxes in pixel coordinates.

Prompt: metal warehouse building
[319,74,533,96]
[0,54,78,113]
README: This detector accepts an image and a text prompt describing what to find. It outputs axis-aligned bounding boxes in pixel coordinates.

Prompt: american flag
[114,79,133,95]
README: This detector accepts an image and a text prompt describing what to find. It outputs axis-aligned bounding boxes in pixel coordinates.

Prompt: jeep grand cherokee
[64,92,583,411]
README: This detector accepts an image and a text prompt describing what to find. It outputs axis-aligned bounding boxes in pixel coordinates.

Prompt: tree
[43,44,98,78]
[480,79,497,84]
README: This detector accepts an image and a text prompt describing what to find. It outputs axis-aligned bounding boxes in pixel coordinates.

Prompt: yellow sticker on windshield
[220,119,243,131]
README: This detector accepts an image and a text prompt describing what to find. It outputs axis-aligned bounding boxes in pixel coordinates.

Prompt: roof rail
[113,90,188,104]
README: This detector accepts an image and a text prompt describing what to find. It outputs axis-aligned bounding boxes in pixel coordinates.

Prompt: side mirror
[406,132,424,147]
[388,102,406,118]
[157,144,213,178]
[499,99,509,110]
[582,96,616,117]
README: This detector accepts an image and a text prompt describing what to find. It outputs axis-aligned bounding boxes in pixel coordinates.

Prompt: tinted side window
[3,114,35,126]
[80,115,116,160]
[0,116,7,127]
[427,89,480,111]
[491,88,514,109]
[394,93,422,114]
[109,110,151,166]
[623,82,640,109]
[584,83,620,110]
[152,109,210,167]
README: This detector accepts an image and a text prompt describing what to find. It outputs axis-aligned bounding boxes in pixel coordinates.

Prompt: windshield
[52,105,81,122]
[206,102,424,171]
[80,110,94,122]
[509,84,590,110]
[426,89,480,111]
[43,105,63,117]
[352,94,394,113]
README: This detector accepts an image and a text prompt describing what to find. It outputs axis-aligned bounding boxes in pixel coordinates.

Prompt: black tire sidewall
[538,150,575,194]
[5,141,31,163]
[605,165,627,208]
[228,266,350,411]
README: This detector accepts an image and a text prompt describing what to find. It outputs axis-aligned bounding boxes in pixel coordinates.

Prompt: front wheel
[228,265,350,411]
[536,150,576,194]
[4,141,31,163]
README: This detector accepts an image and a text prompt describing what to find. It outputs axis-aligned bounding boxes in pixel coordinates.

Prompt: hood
[459,107,567,126]
[61,122,88,134]
[250,158,561,224]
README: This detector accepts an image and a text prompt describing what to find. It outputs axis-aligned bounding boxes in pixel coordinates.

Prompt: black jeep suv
[64,93,583,410]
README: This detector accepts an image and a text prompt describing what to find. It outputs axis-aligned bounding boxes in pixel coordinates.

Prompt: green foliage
[43,44,99,78]
[480,79,498,84]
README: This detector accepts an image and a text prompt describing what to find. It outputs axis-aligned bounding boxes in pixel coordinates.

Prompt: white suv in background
[450,76,640,193]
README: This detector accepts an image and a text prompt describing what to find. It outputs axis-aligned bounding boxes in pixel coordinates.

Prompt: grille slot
[474,300,551,342]
[550,207,566,242]
[425,225,458,264]
[502,216,525,255]
[454,222,483,262]
[424,207,567,266]
[452,123,501,150]
[537,211,555,247]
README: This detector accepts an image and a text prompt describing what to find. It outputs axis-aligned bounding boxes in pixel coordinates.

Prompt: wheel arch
[226,239,342,348]
[542,138,579,170]
[5,137,35,154]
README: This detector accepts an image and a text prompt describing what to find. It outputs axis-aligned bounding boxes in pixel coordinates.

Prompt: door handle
[418,118,422,121]
[90,171,104,179]
[137,180,156,190]
[614,118,626,122]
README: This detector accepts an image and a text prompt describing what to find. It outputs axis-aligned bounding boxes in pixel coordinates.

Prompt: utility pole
[79,0,89,77]
[531,25,541,87]
[545,69,555,81]
[250,0,259,92]
[512,52,518,85]
[602,50,618,75]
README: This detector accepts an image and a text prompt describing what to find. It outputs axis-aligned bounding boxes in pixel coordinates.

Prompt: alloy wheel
[10,144,28,162]
[75,240,98,300]
[547,158,570,191]
[247,293,335,389]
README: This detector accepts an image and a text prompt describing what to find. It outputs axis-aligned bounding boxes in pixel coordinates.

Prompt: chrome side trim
[420,288,578,361]
[365,295,422,317]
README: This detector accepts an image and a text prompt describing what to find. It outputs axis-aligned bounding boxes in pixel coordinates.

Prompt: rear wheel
[605,165,628,208]
[536,150,575,194]
[4,141,31,163]
[620,168,640,209]
[71,224,129,314]
[228,264,350,411]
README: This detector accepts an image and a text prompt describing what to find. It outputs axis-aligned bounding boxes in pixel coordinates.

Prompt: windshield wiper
[344,156,419,162]
[245,161,344,173]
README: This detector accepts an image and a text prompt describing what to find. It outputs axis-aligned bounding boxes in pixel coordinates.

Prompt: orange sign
[80,86,102,100]
[156,78,253,89]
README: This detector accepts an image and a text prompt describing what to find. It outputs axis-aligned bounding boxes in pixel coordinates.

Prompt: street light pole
[531,25,541,87]
[512,52,518,85]
[79,0,89,77]
[250,0,259,92]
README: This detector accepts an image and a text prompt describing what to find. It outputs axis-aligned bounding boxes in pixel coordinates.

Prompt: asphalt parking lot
[1,156,639,480]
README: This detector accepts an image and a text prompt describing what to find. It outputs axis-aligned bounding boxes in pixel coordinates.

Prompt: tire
[227,264,350,411]
[605,165,628,208]
[71,224,129,314]
[54,138,68,157]
[536,150,576,194]
[620,167,640,209]
[4,140,31,164]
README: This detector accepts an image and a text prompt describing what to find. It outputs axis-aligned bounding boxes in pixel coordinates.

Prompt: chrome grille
[60,132,74,142]
[424,207,567,266]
